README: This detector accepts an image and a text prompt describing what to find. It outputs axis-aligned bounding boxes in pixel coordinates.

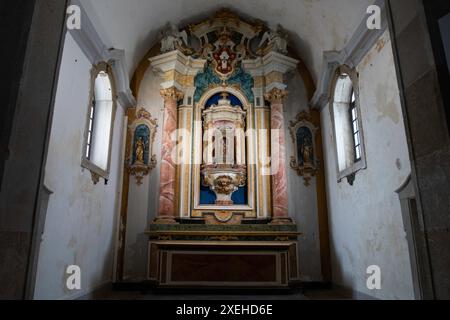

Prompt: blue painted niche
[205,92,243,108]
[199,93,248,205]
[296,126,314,166]
[132,124,150,165]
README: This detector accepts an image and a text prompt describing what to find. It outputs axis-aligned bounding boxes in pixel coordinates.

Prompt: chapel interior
[1,0,450,300]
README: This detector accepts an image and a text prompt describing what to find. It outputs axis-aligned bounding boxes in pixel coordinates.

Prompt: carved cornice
[264,88,288,103]
[160,87,184,103]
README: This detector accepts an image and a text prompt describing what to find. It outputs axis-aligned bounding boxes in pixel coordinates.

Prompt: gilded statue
[135,137,146,165]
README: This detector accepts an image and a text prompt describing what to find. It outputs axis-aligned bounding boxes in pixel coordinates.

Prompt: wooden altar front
[146,224,301,289]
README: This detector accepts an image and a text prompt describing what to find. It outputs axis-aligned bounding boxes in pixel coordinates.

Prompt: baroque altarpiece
[122,10,322,289]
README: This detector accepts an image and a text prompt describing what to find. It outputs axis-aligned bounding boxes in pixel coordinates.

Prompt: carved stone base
[270,218,295,225]
[203,212,244,225]
[153,217,179,225]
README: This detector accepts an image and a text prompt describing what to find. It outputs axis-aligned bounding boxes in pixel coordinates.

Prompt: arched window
[330,66,366,185]
[82,62,117,184]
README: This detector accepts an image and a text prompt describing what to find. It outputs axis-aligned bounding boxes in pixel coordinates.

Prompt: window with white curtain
[82,62,117,183]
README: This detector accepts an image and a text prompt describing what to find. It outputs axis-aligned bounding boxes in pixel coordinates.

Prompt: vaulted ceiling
[80,0,374,84]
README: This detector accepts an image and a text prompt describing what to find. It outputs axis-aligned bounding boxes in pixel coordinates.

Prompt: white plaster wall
[322,31,415,299]
[285,72,322,281]
[34,33,125,299]
[123,68,164,281]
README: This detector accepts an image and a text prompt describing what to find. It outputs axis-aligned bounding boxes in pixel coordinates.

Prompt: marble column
[155,87,184,224]
[255,105,272,219]
[235,123,246,166]
[265,88,293,225]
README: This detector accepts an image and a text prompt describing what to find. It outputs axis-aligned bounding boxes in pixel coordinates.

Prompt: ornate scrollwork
[160,87,184,102]
[90,172,101,185]
[209,235,240,241]
[214,176,236,195]
[264,88,288,103]
[128,155,157,186]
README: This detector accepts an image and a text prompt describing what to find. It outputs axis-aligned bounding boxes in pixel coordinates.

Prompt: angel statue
[160,23,189,53]
[258,24,288,55]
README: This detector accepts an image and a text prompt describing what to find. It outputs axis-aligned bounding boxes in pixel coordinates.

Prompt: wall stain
[396,158,402,170]
[375,84,400,124]
[68,236,77,249]
[375,37,386,53]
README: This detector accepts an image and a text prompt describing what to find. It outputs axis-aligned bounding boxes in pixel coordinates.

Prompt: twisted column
[155,87,184,224]
[265,88,293,225]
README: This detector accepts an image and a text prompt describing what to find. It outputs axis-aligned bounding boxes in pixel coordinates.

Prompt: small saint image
[296,127,314,167]
[133,125,150,166]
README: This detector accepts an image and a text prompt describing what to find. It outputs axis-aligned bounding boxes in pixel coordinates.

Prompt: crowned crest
[211,28,238,79]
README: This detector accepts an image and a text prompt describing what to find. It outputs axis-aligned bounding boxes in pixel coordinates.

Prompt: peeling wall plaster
[123,68,164,281]
[322,31,415,299]
[34,33,125,300]
[285,71,322,281]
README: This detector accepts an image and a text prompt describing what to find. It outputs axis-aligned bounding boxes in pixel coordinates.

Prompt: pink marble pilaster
[155,87,184,224]
[265,88,293,225]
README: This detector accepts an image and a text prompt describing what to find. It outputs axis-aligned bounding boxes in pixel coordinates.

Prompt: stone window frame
[328,65,367,185]
[81,62,118,184]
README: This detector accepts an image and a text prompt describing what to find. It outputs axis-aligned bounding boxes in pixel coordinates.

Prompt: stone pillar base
[153,217,179,225]
[270,218,295,225]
